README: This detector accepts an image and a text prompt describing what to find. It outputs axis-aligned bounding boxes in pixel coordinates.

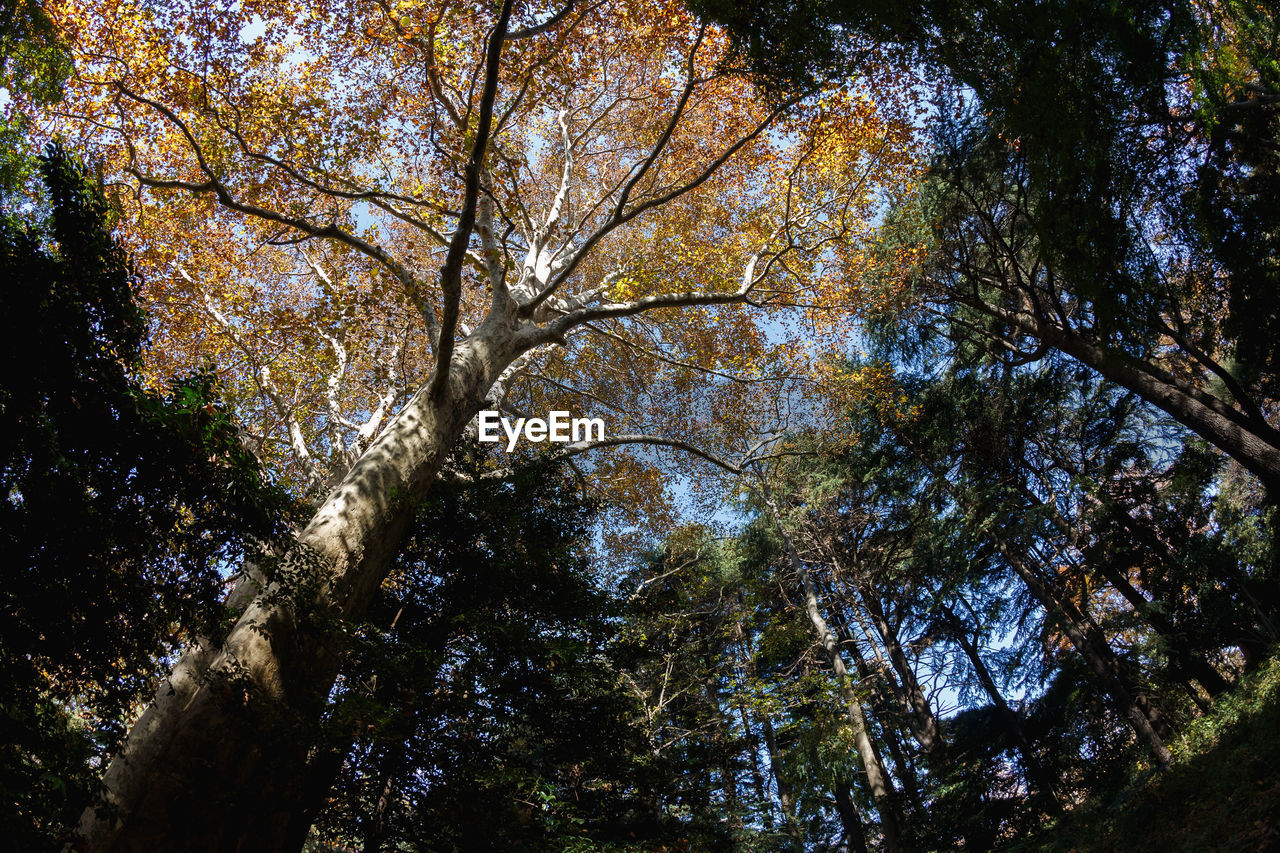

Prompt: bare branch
[544,227,781,338]
[505,0,576,40]
[523,93,801,316]
[431,0,514,398]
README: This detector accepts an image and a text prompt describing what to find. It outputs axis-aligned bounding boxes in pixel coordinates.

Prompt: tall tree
[15,2,922,847]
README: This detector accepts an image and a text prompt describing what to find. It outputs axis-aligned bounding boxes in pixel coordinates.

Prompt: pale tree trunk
[816,548,945,763]
[758,482,906,853]
[822,583,927,815]
[76,325,529,852]
[843,637,926,817]
[76,12,528,836]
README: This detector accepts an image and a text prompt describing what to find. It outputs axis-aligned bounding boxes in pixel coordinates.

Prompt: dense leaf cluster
[308,452,738,852]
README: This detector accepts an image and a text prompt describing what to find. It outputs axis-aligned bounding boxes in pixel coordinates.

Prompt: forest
[1,0,1278,850]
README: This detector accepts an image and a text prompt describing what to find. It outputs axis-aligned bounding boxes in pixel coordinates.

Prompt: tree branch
[431,0,514,398]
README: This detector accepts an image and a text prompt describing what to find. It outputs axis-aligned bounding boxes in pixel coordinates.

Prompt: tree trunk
[759,483,907,852]
[833,778,871,853]
[994,536,1173,765]
[858,589,943,754]
[277,722,359,850]
[845,639,926,817]
[360,756,399,853]
[75,325,528,852]
[980,299,1280,492]
[761,715,805,853]
[826,593,926,816]
[1093,561,1232,697]
[942,605,1062,814]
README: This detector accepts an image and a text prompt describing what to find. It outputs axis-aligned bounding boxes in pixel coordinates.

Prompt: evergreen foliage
[0,148,289,850]
[309,455,743,852]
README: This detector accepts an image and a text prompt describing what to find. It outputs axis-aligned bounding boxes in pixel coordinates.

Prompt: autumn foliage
[33,0,922,519]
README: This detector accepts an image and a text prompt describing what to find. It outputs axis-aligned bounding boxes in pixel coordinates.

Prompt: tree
[0,0,70,199]
[696,0,1280,493]
[18,1,921,848]
[754,475,909,851]
[0,147,286,851]
[621,520,890,851]
[616,531,768,850]
[733,323,1275,838]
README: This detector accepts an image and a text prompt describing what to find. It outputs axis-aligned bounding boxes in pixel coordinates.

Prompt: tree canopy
[3,1,1280,851]
[698,0,1280,490]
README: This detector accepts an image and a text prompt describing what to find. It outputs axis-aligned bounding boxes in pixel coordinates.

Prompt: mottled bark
[76,325,532,852]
